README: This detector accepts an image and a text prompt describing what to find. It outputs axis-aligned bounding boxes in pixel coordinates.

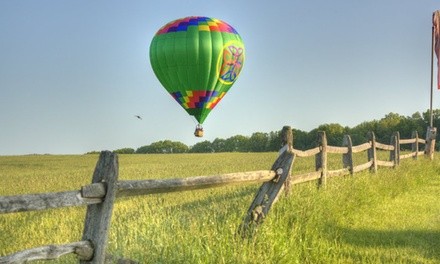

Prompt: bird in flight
[135,115,142,120]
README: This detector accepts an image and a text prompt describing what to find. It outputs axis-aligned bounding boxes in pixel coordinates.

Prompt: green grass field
[0,152,439,263]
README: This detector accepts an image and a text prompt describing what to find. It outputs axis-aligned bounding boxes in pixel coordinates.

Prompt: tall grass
[0,153,439,263]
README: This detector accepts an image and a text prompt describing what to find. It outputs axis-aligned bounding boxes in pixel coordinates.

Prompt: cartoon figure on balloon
[218,43,244,84]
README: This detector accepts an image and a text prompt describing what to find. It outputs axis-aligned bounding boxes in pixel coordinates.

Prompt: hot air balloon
[149,16,245,137]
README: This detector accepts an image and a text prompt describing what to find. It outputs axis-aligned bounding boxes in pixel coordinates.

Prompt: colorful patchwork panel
[155,16,238,35]
[171,90,226,110]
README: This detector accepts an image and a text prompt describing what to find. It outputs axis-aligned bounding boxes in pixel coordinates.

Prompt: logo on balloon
[218,41,245,84]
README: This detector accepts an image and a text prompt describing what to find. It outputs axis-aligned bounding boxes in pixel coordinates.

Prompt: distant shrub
[114,148,135,154]
[85,151,100,154]
[136,140,189,154]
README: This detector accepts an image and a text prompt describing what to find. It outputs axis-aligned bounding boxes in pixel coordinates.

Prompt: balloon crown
[155,16,239,35]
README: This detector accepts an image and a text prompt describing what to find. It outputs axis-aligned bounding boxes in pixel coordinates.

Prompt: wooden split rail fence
[0,126,436,263]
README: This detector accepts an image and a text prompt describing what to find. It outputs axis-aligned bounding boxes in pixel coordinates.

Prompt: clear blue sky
[0,1,438,155]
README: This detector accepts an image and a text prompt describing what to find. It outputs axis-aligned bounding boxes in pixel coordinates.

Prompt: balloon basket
[194,125,204,137]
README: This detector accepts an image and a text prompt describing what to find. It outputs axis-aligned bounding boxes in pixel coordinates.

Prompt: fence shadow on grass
[335,227,440,262]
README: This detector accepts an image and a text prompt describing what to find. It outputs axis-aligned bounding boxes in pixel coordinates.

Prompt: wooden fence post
[80,151,119,263]
[412,131,419,160]
[389,133,399,167]
[342,135,353,175]
[316,131,328,187]
[239,126,295,237]
[367,131,378,173]
[425,126,437,160]
[281,126,293,195]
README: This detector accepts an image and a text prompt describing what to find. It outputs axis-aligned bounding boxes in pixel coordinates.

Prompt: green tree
[422,108,440,128]
[170,141,190,153]
[292,128,310,150]
[149,140,189,153]
[114,148,135,154]
[190,141,214,153]
[135,140,188,153]
[376,113,403,143]
[224,135,249,152]
[308,123,347,147]
[212,138,227,152]
[350,120,379,145]
[267,131,282,151]
[249,132,269,152]
[135,145,149,154]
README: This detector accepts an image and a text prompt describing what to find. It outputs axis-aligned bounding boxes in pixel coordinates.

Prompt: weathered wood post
[80,151,119,263]
[425,127,437,160]
[395,131,400,165]
[367,132,378,173]
[412,131,419,160]
[280,126,293,195]
[342,135,353,175]
[239,126,295,237]
[316,131,328,187]
[389,133,399,167]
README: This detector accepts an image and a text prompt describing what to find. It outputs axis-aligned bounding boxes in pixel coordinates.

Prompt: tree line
[99,109,440,154]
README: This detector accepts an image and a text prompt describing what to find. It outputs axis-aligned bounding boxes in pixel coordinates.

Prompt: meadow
[0,152,439,263]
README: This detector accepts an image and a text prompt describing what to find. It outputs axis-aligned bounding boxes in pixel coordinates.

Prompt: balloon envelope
[149,16,245,124]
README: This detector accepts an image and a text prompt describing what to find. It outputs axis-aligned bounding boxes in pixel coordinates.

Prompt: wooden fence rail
[0,126,436,263]
[0,171,277,214]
